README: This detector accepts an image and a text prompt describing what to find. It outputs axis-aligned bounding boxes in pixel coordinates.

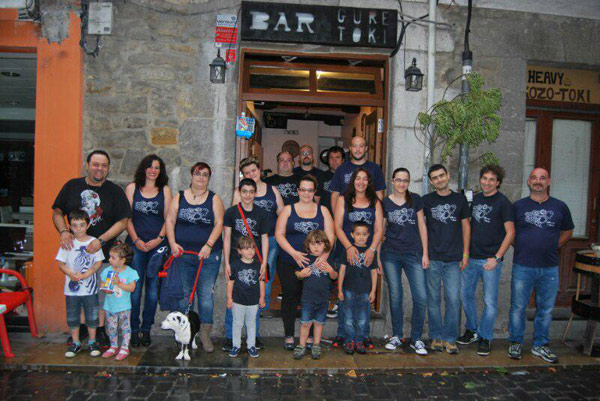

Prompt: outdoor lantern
[209,49,226,84]
[405,58,424,92]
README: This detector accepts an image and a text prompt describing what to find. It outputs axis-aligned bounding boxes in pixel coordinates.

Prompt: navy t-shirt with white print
[330,160,386,195]
[470,191,514,259]
[317,169,335,213]
[513,197,574,268]
[423,191,470,262]
[342,246,377,294]
[223,204,268,261]
[296,255,335,303]
[229,259,261,306]
[264,174,299,205]
[383,195,424,254]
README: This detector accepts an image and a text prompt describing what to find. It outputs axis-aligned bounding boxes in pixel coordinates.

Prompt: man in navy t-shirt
[265,151,300,205]
[292,144,323,179]
[508,168,574,364]
[422,164,470,355]
[457,165,515,356]
[330,136,386,210]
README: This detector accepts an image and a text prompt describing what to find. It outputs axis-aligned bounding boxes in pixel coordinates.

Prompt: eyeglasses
[392,178,410,184]
[298,188,315,193]
[300,151,312,156]
[193,171,210,178]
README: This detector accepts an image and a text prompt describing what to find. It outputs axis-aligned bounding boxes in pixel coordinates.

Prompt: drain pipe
[422,0,437,195]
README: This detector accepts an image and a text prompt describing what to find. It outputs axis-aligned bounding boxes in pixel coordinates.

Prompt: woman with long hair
[125,154,172,347]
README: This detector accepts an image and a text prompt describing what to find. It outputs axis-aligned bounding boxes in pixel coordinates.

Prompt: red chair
[0,269,38,358]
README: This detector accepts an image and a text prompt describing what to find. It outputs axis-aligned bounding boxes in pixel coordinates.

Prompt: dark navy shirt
[293,166,323,178]
[342,202,376,247]
[470,191,514,259]
[296,255,335,302]
[330,160,386,195]
[281,204,325,265]
[174,191,223,253]
[229,259,261,306]
[131,187,165,242]
[223,204,268,261]
[383,195,424,254]
[342,246,377,294]
[253,184,278,236]
[423,191,470,262]
[513,196,574,267]
[317,170,335,214]
[264,174,299,205]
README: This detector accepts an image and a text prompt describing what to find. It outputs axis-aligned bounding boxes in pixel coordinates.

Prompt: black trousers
[277,259,303,337]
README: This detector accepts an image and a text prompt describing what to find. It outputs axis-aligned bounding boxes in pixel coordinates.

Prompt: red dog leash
[159,250,204,314]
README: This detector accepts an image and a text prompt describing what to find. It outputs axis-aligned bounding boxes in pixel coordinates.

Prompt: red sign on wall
[215,14,238,48]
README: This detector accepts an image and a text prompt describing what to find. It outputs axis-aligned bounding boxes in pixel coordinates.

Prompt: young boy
[56,210,105,358]
[227,236,265,358]
[338,221,378,355]
[294,230,337,360]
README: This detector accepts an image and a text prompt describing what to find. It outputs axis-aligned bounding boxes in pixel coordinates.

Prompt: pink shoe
[102,346,118,358]
[114,348,130,361]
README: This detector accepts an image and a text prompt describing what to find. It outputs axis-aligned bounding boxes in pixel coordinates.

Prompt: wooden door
[526,109,600,306]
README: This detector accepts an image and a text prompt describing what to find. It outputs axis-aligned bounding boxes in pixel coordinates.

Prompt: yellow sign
[527,66,600,105]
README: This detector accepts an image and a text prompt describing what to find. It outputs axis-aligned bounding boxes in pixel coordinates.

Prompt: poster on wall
[527,66,600,105]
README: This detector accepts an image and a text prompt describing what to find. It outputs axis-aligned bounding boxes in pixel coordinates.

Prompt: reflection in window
[249,66,309,91]
[316,71,376,94]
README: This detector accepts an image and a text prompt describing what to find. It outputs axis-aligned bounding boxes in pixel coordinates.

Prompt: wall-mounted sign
[527,66,600,105]
[284,129,299,135]
[241,1,397,49]
[215,14,238,48]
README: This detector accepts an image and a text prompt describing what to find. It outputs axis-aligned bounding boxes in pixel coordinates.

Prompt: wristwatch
[158,235,166,240]
[369,247,377,253]
[494,255,501,262]
[99,238,106,247]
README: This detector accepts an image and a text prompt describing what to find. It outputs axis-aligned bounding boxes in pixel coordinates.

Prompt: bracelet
[346,245,355,251]
[133,238,140,244]
[206,242,213,249]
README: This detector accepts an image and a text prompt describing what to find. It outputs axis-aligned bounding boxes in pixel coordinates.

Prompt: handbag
[236,203,269,281]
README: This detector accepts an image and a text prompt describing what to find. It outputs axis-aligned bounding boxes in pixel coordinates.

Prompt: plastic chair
[0,268,38,358]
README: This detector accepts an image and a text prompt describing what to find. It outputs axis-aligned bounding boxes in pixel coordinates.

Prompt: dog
[161,311,200,361]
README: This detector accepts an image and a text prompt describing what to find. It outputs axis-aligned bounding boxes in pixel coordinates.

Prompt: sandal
[102,346,118,358]
[115,348,130,361]
[283,337,295,351]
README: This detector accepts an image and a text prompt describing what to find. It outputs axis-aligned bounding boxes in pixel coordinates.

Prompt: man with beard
[265,151,300,206]
[330,136,386,211]
[508,168,573,364]
[53,150,131,347]
[316,146,345,215]
[293,144,323,178]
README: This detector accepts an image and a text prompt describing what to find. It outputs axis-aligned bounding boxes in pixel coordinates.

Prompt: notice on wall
[215,14,238,48]
[527,66,600,105]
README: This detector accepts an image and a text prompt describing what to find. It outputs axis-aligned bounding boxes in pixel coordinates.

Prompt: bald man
[508,167,574,364]
[329,136,386,211]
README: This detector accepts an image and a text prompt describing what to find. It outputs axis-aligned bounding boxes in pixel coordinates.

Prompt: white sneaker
[411,340,428,355]
[385,336,402,350]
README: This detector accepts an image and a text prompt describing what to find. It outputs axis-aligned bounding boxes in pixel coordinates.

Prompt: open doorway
[236,50,389,314]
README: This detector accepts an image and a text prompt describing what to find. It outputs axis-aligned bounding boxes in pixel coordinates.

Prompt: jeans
[300,299,328,324]
[382,250,427,341]
[343,290,370,343]
[66,295,99,329]
[176,251,221,323]
[425,260,461,343]
[129,244,160,334]
[232,303,258,349]
[262,236,279,311]
[461,258,503,341]
[509,264,559,346]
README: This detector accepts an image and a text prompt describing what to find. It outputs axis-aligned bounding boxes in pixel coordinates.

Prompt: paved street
[1,366,599,401]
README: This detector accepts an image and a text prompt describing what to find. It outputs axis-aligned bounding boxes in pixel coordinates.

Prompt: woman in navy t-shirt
[380,168,429,355]
[125,154,172,347]
[165,162,224,353]
[275,175,334,349]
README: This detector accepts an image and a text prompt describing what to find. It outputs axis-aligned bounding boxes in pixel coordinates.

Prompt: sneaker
[343,341,355,355]
[88,342,101,357]
[326,309,338,319]
[457,329,479,345]
[293,345,306,360]
[508,342,522,360]
[355,343,367,354]
[444,341,458,354]
[410,340,428,356]
[255,337,264,350]
[430,339,443,352]
[229,346,240,358]
[277,292,283,300]
[332,336,345,348]
[248,347,259,358]
[130,332,141,348]
[284,337,295,351]
[385,336,402,351]
[140,332,152,347]
[477,339,491,356]
[532,345,558,364]
[65,343,81,358]
[222,338,233,352]
[363,337,374,350]
[311,344,322,360]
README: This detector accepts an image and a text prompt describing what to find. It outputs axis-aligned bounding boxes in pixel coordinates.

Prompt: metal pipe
[422,0,437,195]
[458,0,473,191]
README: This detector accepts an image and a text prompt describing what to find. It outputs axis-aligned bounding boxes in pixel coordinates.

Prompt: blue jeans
[509,264,559,346]
[176,251,221,323]
[382,250,427,341]
[343,290,370,343]
[300,299,328,324]
[425,260,461,343]
[129,245,160,333]
[262,236,279,311]
[461,258,503,341]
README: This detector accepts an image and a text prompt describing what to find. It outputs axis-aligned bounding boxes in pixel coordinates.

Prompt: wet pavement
[1,365,599,400]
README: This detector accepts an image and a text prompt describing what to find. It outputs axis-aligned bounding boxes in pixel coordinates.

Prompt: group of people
[52,134,574,364]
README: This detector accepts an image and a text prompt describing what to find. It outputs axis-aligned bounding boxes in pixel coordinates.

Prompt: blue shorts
[300,299,328,325]
[66,294,99,329]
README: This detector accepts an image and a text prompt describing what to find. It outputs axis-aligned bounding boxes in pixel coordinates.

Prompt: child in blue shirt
[100,243,139,361]
[294,230,337,360]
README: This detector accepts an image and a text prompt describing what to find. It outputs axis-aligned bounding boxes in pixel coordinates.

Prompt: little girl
[100,243,139,360]
[294,230,337,360]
